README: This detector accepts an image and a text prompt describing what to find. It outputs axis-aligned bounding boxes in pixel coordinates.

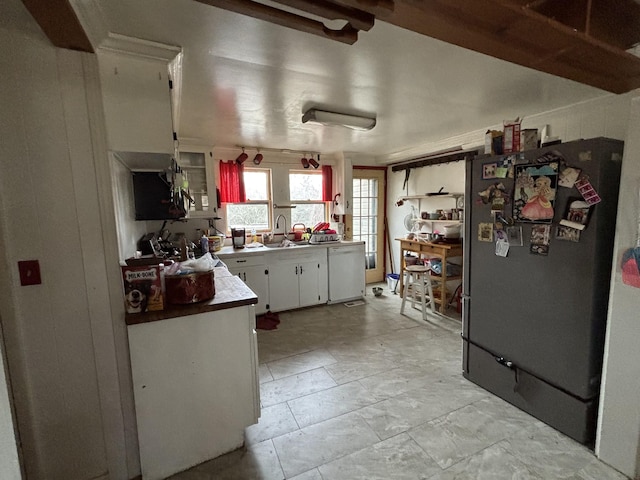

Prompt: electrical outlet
[18,260,41,286]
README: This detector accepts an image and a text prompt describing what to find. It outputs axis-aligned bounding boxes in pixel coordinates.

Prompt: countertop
[216,240,365,258]
[125,267,258,326]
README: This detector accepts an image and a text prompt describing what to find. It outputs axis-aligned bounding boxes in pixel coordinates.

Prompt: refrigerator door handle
[461,294,470,337]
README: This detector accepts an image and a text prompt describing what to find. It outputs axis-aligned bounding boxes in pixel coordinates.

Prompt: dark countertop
[125,267,258,326]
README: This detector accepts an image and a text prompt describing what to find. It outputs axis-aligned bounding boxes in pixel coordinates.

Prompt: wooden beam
[270,0,375,31]
[384,0,640,93]
[196,0,359,44]
[21,0,93,52]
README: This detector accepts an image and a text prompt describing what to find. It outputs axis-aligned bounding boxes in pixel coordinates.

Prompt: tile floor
[169,284,628,480]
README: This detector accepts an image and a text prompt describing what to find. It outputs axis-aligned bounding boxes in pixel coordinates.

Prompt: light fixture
[309,154,319,169]
[253,150,263,165]
[301,154,310,169]
[236,148,248,165]
[302,109,376,131]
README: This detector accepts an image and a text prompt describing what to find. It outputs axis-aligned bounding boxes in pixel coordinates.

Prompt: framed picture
[482,162,498,179]
[513,162,559,223]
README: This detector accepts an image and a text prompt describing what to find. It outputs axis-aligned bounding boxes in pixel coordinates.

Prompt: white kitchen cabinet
[328,243,365,303]
[268,250,328,312]
[178,144,218,218]
[127,304,259,480]
[98,50,175,154]
[226,255,269,314]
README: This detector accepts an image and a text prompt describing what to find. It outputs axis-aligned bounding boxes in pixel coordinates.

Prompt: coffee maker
[231,228,246,249]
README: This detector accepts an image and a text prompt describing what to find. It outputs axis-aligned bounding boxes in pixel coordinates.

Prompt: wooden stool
[400,265,436,321]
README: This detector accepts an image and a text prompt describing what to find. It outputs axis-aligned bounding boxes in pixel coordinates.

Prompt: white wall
[387,161,466,276]
[0,4,130,478]
[597,96,640,479]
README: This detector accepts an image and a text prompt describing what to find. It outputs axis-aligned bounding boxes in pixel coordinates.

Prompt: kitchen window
[289,171,327,228]
[226,168,272,232]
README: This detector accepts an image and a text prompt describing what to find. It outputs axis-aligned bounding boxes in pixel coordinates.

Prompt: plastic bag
[164,252,218,276]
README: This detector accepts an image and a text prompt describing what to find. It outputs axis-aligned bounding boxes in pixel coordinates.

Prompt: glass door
[351,168,386,284]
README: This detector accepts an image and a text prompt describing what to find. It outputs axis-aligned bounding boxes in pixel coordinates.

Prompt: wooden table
[396,238,463,314]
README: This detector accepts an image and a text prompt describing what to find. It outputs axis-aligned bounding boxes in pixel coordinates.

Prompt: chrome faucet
[275,214,289,240]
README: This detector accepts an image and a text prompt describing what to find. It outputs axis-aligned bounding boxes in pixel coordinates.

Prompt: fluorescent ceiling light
[302,109,376,131]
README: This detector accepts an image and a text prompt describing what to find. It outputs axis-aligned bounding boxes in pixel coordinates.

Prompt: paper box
[502,118,521,153]
[121,265,164,313]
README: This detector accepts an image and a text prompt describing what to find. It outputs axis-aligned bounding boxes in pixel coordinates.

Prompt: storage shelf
[413,219,462,224]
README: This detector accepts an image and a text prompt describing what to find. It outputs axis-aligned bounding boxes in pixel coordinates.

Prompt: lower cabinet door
[298,260,320,308]
[243,265,269,315]
[268,262,300,312]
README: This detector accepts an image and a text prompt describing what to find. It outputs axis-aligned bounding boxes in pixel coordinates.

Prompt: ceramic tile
[409,396,542,469]
[245,403,299,445]
[569,458,629,480]
[429,440,542,480]
[191,440,284,479]
[287,381,383,428]
[324,352,402,385]
[259,363,274,384]
[288,468,323,480]
[318,433,441,480]
[272,411,380,478]
[502,424,608,479]
[358,376,488,440]
[260,367,337,407]
[357,364,446,400]
[266,349,337,380]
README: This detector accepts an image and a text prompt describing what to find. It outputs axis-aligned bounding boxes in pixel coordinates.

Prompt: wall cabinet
[98,51,175,154]
[226,255,269,315]
[267,250,328,312]
[178,144,217,218]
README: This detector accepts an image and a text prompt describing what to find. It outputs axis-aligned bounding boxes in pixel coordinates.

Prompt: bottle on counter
[200,234,209,256]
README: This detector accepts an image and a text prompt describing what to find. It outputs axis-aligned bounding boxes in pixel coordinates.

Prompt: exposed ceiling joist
[194,0,384,44]
[20,0,93,52]
[385,0,640,93]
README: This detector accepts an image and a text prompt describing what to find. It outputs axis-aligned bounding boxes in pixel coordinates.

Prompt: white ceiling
[65,1,615,161]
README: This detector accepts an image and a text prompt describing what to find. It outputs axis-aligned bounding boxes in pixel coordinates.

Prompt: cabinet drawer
[225,255,265,268]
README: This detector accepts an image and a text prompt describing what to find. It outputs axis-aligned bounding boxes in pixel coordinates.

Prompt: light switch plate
[18,260,41,286]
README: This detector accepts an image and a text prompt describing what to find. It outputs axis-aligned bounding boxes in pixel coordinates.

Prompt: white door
[241,265,269,315]
[351,168,386,283]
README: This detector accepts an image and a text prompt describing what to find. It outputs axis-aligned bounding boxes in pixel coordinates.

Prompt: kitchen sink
[263,241,308,248]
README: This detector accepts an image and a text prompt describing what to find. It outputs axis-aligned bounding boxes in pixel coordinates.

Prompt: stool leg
[425,278,435,315]
[400,271,409,314]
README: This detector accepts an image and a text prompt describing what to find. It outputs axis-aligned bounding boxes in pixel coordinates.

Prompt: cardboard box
[502,118,521,153]
[121,265,164,313]
[521,128,538,151]
[484,130,503,155]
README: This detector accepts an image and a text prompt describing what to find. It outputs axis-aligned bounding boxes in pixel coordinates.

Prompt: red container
[165,270,215,304]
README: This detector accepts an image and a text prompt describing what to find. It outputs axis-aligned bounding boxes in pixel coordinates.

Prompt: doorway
[351,168,386,284]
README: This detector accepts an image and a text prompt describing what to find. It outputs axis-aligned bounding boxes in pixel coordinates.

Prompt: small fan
[403,205,418,231]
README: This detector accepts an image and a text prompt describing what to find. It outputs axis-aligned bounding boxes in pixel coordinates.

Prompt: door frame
[351,166,388,284]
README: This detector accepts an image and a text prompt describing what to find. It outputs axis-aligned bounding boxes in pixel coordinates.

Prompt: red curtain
[322,165,332,202]
[219,160,246,203]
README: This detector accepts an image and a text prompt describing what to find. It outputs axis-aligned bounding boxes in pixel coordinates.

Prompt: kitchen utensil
[231,228,246,248]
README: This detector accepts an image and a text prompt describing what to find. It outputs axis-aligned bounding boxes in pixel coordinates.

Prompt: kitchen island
[126,267,260,480]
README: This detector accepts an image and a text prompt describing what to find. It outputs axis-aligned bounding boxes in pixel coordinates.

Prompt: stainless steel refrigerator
[462,137,623,446]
